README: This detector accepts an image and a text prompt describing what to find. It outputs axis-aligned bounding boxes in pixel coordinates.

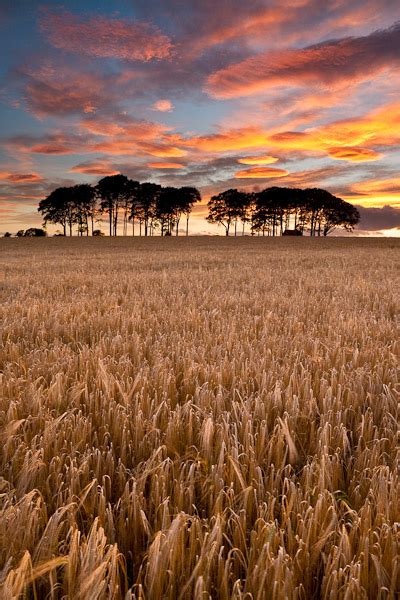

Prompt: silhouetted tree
[176,187,201,236]
[16,230,25,237]
[126,180,140,236]
[3,232,12,237]
[207,189,249,236]
[320,195,360,235]
[72,184,97,236]
[38,187,76,236]
[136,183,161,236]
[24,228,47,237]
[97,175,129,236]
[155,187,178,235]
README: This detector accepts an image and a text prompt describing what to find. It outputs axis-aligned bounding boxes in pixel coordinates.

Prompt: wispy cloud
[206,22,400,98]
[39,9,174,62]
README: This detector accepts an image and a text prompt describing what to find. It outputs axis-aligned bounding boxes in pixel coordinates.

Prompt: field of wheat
[0,237,398,599]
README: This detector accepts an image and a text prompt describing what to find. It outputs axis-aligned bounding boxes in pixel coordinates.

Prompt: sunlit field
[0,237,398,599]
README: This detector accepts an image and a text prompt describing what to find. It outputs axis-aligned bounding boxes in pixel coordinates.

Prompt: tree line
[25,176,360,237]
[207,187,360,236]
[38,175,201,237]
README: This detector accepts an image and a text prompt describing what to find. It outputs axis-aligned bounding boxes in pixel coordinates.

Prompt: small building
[283,229,303,236]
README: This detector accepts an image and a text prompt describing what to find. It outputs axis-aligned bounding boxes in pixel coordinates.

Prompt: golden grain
[0,237,398,599]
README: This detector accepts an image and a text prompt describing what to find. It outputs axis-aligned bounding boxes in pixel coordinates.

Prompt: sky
[0,0,400,235]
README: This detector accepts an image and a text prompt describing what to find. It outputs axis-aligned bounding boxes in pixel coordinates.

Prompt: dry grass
[0,237,398,599]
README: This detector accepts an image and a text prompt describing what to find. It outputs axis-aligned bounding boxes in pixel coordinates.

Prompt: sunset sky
[1,0,400,235]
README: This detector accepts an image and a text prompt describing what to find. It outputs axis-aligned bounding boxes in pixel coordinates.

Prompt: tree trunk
[186,215,189,236]
[109,210,112,236]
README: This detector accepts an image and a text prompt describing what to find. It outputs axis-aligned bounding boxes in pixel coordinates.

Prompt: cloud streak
[207,22,400,98]
[39,9,174,62]
[235,167,289,179]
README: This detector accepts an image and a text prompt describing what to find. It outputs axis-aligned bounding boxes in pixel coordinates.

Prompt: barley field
[0,237,398,600]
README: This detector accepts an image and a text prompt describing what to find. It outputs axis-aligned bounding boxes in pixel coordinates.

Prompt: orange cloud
[206,23,400,99]
[185,127,270,152]
[0,172,43,183]
[147,162,184,169]
[327,147,382,161]
[40,10,173,62]
[24,64,111,117]
[238,155,279,165]
[267,103,400,159]
[351,178,400,195]
[235,167,289,178]
[30,143,74,154]
[152,99,174,112]
[192,7,287,53]
[79,116,186,158]
[70,161,120,176]
[140,143,187,158]
[182,102,400,161]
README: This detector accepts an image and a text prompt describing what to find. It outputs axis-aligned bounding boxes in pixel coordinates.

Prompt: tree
[176,187,201,236]
[252,187,290,236]
[320,196,360,236]
[155,187,179,235]
[97,175,129,236]
[72,184,97,236]
[126,180,140,236]
[38,187,76,236]
[206,189,249,236]
[24,228,47,237]
[300,189,359,236]
[16,230,25,237]
[136,183,161,236]
[3,232,12,237]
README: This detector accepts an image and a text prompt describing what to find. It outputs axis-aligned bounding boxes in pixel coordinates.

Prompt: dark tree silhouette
[136,183,161,236]
[207,189,250,236]
[38,187,77,236]
[97,175,129,236]
[24,228,47,237]
[320,195,360,236]
[126,180,140,236]
[176,187,201,236]
[156,187,179,235]
[72,184,97,236]
[250,187,360,236]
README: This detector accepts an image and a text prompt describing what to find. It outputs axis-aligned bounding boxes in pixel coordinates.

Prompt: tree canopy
[38,178,201,237]
[37,178,359,237]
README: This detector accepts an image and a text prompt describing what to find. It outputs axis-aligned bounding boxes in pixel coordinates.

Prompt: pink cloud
[24,63,113,117]
[206,22,400,98]
[147,161,184,169]
[70,160,120,176]
[238,155,279,165]
[0,172,43,183]
[40,10,174,62]
[235,166,289,178]
[152,99,174,112]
